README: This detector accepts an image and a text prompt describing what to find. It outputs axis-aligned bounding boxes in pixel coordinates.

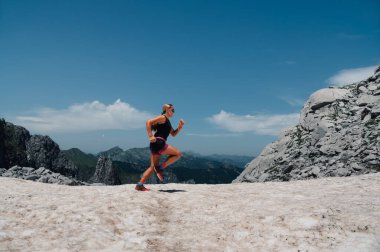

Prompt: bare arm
[170,119,185,137]
[146,115,166,141]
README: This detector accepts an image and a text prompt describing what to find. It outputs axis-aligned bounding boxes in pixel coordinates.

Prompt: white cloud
[327,65,378,86]
[276,60,296,66]
[337,33,365,40]
[186,133,241,138]
[282,61,296,65]
[207,110,299,136]
[15,99,154,133]
[278,96,305,107]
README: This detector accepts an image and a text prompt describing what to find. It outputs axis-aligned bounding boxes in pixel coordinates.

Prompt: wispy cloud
[207,110,299,136]
[278,96,305,107]
[337,32,365,40]
[277,60,296,66]
[186,133,241,138]
[327,65,378,87]
[15,99,153,133]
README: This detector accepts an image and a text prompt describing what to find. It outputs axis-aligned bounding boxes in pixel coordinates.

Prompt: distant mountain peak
[97,146,124,157]
[107,146,124,152]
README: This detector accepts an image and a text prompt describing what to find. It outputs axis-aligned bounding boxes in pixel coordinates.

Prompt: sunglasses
[170,108,175,113]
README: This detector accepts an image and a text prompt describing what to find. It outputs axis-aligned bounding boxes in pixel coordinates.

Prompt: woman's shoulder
[157,115,167,123]
[149,115,166,124]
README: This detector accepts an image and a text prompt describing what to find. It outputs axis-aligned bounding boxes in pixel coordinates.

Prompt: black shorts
[150,138,169,155]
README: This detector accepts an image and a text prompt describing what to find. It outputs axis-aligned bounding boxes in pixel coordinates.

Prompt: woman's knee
[172,147,181,157]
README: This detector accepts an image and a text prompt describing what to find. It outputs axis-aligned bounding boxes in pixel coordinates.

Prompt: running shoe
[135,184,150,191]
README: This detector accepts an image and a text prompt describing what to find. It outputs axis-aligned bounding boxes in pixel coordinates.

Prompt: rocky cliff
[0,120,30,168]
[234,66,380,183]
[0,120,78,178]
[90,156,121,185]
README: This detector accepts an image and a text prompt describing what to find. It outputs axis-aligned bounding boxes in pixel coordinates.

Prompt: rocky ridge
[0,120,78,182]
[234,66,380,183]
[0,166,84,185]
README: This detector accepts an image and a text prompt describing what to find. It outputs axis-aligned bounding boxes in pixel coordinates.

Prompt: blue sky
[1,0,379,155]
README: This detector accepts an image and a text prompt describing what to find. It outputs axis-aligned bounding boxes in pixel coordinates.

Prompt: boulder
[300,89,351,131]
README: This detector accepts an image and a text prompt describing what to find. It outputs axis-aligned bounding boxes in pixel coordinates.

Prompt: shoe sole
[135,187,150,191]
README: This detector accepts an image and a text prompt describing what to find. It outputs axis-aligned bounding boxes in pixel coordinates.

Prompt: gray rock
[258,173,270,182]
[311,166,320,175]
[350,163,364,171]
[359,86,369,93]
[363,154,378,162]
[0,121,30,168]
[371,106,380,118]
[306,88,350,111]
[368,84,378,91]
[37,177,49,183]
[0,166,84,185]
[356,95,380,106]
[26,135,78,177]
[22,167,35,174]
[34,167,46,175]
[367,160,380,165]
[0,120,78,180]
[25,175,40,181]
[234,66,380,183]
[335,168,350,176]
[90,156,121,185]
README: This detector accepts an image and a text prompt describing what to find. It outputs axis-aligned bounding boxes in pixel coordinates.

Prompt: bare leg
[160,145,182,168]
[140,154,160,182]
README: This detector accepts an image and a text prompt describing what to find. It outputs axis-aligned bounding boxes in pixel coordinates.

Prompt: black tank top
[154,115,172,140]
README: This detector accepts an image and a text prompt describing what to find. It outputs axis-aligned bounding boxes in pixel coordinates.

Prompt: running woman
[135,104,185,191]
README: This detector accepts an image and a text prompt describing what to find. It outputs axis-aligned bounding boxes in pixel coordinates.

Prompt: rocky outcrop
[0,120,30,168]
[0,166,84,185]
[90,156,121,185]
[26,135,77,177]
[234,66,380,183]
[0,120,78,178]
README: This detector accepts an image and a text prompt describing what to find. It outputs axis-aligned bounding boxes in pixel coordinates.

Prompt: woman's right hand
[149,136,156,143]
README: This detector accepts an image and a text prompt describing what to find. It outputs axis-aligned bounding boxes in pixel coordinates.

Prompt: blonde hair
[161,103,173,115]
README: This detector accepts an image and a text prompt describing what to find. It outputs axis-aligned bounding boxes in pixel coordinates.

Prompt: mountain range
[63,146,252,184]
[1,66,379,186]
